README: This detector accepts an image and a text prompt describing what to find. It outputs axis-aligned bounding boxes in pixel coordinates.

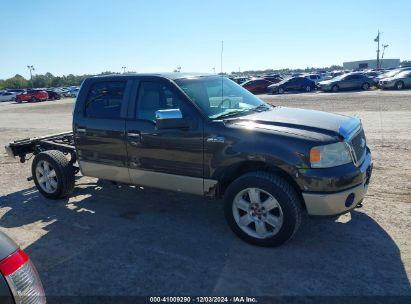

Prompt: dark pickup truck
[5,73,373,247]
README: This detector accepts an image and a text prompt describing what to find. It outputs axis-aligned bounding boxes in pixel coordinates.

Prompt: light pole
[122,66,126,73]
[27,65,35,88]
[381,44,389,69]
[374,31,381,69]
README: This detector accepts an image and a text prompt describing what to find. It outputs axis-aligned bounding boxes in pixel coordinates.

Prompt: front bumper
[302,154,373,216]
[317,85,332,91]
[378,81,395,89]
[4,145,15,158]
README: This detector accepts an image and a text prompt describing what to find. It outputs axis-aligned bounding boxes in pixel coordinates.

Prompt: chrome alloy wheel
[232,188,283,239]
[35,160,58,193]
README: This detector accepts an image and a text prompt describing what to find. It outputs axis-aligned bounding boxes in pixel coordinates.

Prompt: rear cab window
[85,81,127,119]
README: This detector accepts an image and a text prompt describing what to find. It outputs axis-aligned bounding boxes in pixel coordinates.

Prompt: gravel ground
[0,90,410,297]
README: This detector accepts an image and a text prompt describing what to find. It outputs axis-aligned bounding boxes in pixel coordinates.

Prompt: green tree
[3,74,29,89]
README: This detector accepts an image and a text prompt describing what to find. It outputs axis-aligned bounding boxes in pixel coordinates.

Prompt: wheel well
[217,161,306,210]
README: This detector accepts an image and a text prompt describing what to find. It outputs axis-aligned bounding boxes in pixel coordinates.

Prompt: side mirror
[155,109,189,129]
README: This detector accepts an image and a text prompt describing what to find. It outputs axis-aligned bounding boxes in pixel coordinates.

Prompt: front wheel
[32,150,75,199]
[361,82,370,90]
[278,87,284,94]
[332,85,339,92]
[305,85,312,92]
[224,171,302,247]
[395,81,404,90]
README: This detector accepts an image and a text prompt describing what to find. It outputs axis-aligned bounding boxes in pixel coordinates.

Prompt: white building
[343,59,400,70]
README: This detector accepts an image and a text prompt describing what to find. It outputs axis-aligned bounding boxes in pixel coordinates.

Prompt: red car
[16,90,48,103]
[241,78,273,94]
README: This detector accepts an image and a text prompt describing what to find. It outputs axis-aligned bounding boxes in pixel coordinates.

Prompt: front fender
[205,130,312,185]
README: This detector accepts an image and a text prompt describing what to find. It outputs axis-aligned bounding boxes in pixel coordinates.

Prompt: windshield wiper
[212,109,252,120]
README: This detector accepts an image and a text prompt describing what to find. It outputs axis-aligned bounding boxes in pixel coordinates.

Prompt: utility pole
[122,66,126,73]
[220,40,224,74]
[27,65,35,88]
[374,31,381,69]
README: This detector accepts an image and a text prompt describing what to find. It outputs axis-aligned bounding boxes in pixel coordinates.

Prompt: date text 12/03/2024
[149,296,258,303]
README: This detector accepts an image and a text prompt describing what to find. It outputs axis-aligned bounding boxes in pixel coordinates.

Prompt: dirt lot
[0,90,410,297]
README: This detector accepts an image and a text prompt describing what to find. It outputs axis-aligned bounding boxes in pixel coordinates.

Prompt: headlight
[310,142,352,168]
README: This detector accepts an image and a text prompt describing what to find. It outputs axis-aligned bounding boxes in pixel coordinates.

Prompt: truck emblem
[360,138,366,148]
[206,136,225,143]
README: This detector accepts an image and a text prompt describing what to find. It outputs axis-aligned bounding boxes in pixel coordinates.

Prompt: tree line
[1,60,410,90]
[0,71,117,90]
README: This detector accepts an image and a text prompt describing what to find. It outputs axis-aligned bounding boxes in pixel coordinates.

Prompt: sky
[1,0,410,79]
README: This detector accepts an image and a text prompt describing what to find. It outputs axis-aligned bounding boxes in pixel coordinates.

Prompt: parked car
[241,78,273,94]
[317,73,374,92]
[375,67,411,82]
[0,231,46,303]
[304,74,323,84]
[268,77,316,94]
[229,77,250,84]
[46,90,62,100]
[57,88,71,97]
[379,70,411,90]
[262,75,283,84]
[16,90,48,102]
[0,92,16,102]
[70,88,80,98]
[323,71,346,80]
[5,73,372,247]
[6,89,25,95]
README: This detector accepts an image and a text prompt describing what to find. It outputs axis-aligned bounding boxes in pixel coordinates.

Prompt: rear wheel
[395,81,404,90]
[332,85,339,92]
[305,85,312,92]
[224,171,302,247]
[361,82,370,90]
[30,97,37,102]
[32,150,75,199]
[278,87,284,94]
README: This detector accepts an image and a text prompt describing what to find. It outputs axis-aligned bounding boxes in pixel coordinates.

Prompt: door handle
[75,126,86,135]
[127,131,141,146]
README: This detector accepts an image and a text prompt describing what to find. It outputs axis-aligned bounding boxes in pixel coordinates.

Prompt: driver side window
[136,81,182,121]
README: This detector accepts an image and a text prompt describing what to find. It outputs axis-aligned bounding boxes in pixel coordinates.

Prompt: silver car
[0,231,46,303]
[379,70,411,90]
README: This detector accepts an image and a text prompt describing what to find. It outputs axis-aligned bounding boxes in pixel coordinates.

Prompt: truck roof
[91,72,212,81]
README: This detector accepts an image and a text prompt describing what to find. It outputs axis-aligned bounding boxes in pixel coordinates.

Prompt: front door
[125,78,207,195]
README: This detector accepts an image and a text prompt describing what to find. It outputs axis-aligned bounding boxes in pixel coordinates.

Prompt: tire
[305,85,311,92]
[278,87,284,94]
[361,82,370,90]
[395,81,404,90]
[30,97,37,102]
[331,85,339,92]
[224,171,302,247]
[32,150,75,199]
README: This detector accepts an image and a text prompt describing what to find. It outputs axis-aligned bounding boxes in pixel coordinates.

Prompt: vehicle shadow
[0,178,410,297]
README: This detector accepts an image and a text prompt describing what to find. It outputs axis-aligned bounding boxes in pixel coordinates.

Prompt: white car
[70,88,80,97]
[0,92,17,102]
[304,74,323,84]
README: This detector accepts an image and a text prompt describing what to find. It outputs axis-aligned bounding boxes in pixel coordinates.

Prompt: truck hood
[229,107,359,140]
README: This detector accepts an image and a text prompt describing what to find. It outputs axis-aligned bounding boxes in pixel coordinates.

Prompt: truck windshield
[174,76,269,119]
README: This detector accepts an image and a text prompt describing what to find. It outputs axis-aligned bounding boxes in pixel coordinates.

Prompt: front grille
[350,129,366,164]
